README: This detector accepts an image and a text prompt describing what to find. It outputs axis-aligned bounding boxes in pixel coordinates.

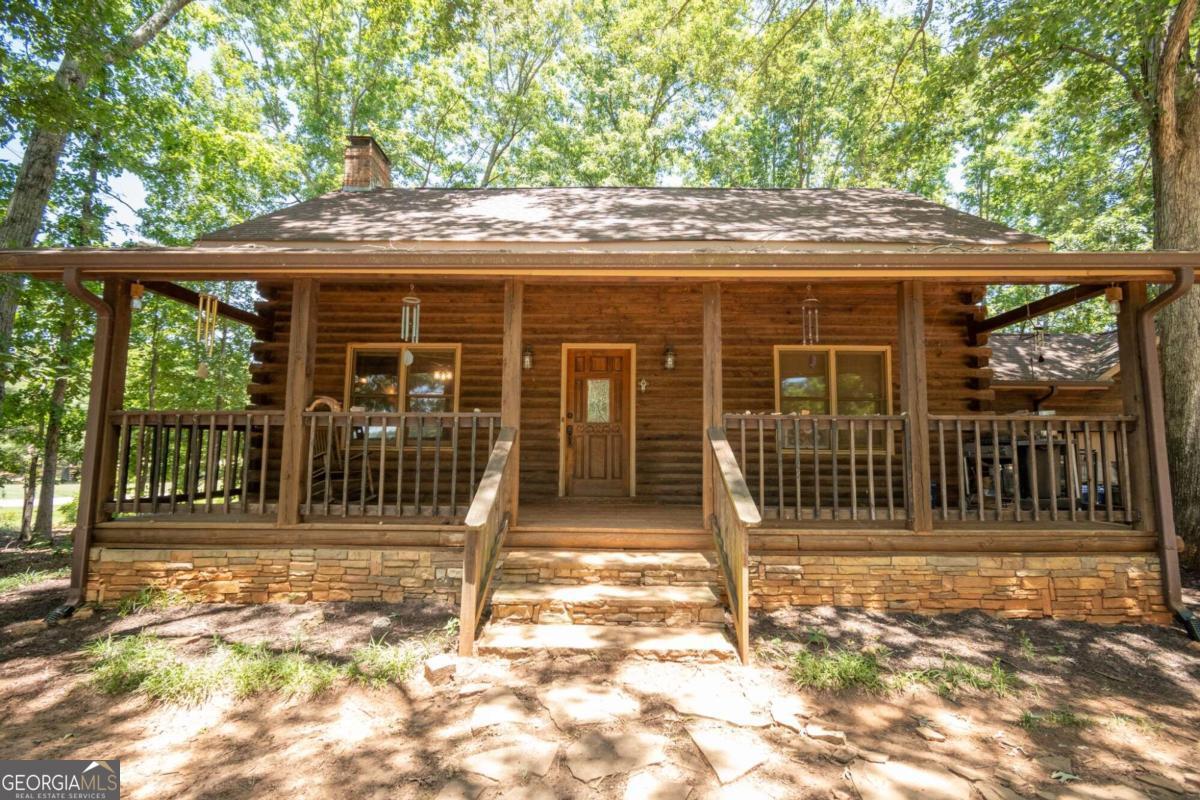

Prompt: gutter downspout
[1033,385,1059,413]
[1136,266,1198,640]
[54,268,114,619]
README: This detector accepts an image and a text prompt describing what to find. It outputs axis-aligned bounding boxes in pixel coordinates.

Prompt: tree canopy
[2,0,1198,542]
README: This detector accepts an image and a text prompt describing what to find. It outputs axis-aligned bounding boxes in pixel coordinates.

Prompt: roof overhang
[0,246,1194,282]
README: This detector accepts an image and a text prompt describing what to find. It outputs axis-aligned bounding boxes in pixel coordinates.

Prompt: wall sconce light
[663,345,676,371]
[130,281,145,310]
[1105,285,1123,314]
[522,346,534,370]
[638,377,649,393]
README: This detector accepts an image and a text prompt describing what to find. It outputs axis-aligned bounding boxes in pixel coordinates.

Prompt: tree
[0,0,196,406]
[952,0,1200,557]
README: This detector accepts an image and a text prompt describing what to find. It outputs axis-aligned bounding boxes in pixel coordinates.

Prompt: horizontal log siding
[248,280,985,507]
[522,284,704,502]
[251,282,504,413]
[722,282,985,415]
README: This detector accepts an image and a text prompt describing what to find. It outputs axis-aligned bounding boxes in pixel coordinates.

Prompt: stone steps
[498,549,719,587]
[482,548,733,659]
[476,623,738,662]
[491,582,725,626]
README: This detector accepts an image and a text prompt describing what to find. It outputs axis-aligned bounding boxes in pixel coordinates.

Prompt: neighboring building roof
[989,332,1120,383]
[198,187,1049,247]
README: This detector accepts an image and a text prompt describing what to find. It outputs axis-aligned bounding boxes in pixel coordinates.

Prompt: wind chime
[195,292,219,379]
[801,285,821,369]
[400,285,421,343]
[800,285,820,344]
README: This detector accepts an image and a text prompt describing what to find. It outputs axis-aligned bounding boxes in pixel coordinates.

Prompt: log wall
[250,280,994,504]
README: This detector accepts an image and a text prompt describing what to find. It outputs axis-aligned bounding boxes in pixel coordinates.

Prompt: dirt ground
[1,565,1199,799]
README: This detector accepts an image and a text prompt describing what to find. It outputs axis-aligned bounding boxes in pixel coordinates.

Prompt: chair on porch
[305,396,377,508]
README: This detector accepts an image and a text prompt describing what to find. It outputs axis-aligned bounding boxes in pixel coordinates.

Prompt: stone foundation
[86,547,464,605]
[750,553,1171,624]
[86,546,1171,626]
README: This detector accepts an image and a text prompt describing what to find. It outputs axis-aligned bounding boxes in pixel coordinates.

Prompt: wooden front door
[564,347,632,496]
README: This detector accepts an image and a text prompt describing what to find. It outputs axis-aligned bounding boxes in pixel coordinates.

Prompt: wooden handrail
[707,427,761,665]
[458,427,518,656]
[710,427,763,527]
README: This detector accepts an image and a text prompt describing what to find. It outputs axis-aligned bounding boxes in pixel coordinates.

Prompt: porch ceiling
[0,245,1194,282]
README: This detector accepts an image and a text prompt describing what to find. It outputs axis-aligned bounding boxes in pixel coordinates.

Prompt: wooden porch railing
[106,410,285,517]
[724,413,911,524]
[458,427,518,656]
[929,414,1137,525]
[302,411,501,520]
[707,427,762,665]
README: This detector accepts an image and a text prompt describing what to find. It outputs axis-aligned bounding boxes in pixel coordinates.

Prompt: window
[586,379,611,422]
[346,344,460,415]
[775,346,891,448]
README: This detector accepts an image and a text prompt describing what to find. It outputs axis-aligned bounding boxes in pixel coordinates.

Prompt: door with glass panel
[564,347,631,497]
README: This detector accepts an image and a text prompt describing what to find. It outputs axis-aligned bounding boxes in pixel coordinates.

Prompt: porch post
[277,278,318,526]
[96,280,133,524]
[64,276,130,606]
[501,278,523,523]
[898,281,933,533]
[1116,283,1155,531]
[702,282,722,529]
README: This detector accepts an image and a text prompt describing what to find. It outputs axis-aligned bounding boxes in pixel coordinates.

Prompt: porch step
[490,582,725,627]
[499,549,718,586]
[476,623,737,662]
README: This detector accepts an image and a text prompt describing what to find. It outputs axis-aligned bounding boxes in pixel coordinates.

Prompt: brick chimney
[342,135,392,191]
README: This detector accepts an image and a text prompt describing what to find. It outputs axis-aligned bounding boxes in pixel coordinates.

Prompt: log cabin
[3,135,1197,661]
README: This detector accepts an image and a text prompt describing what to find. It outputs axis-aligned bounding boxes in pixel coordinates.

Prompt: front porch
[60,270,1182,661]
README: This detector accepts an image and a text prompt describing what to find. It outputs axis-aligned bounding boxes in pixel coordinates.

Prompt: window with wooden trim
[345,344,461,415]
[774,345,892,448]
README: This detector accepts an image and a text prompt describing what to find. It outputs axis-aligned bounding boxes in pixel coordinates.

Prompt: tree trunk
[0,62,82,407]
[1152,115,1200,565]
[34,303,76,535]
[20,450,39,543]
[0,0,193,403]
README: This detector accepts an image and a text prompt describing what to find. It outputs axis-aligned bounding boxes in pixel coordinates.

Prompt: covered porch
[5,246,1191,659]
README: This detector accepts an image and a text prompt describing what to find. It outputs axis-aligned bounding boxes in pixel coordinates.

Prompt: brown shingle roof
[198,187,1048,246]
[989,332,1120,383]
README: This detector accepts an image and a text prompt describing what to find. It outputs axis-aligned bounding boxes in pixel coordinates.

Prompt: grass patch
[116,585,189,617]
[223,641,342,698]
[776,633,1017,697]
[0,566,69,593]
[86,634,225,704]
[791,645,886,692]
[348,640,424,687]
[86,634,343,703]
[892,656,1016,698]
[85,620,459,704]
[1019,706,1091,730]
[348,618,459,687]
[1102,713,1163,733]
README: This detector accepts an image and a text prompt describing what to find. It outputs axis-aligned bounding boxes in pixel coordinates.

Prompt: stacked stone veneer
[86,547,462,605]
[750,553,1170,624]
[86,546,1170,625]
